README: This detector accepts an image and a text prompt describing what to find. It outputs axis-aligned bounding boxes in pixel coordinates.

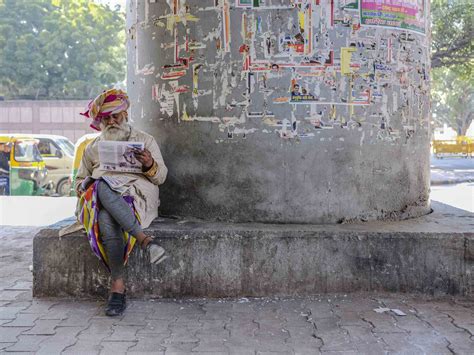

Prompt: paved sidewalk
[1,227,473,354]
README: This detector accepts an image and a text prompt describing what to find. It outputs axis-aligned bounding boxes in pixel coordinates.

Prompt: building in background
[0,100,90,144]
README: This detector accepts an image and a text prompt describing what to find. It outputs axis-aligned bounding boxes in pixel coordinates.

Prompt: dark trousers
[97,181,142,280]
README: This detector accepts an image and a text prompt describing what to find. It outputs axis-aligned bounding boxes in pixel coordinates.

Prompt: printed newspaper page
[98,141,144,173]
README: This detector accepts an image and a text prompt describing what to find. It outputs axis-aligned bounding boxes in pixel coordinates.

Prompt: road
[431,155,474,185]
[431,155,474,170]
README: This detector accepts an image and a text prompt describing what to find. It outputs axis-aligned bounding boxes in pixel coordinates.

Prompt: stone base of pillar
[33,201,473,299]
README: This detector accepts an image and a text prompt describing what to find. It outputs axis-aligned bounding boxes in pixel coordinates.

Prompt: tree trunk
[455,112,473,136]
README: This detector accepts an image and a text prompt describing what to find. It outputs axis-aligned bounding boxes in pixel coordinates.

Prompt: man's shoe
[105,292,126,317]
[148,244,168,264]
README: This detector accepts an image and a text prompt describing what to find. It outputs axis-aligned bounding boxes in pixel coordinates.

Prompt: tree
[431,0,473,136]
[0,0,126,99]
[432,67,473,136]
[431,0,473,70]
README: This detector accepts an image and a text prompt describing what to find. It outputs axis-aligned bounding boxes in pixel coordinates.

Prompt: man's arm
[142,137,168,186]
[75,146,94,195]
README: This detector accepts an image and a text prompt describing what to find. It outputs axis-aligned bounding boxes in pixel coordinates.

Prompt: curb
[431,178,474,186]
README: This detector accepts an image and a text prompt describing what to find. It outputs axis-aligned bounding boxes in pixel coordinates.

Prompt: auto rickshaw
[8,134,75,195]
[0,136,50,196]
[70,133,100,196]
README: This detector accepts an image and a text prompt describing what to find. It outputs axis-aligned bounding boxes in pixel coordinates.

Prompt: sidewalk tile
[226,345,256,355]
[0,342,15,351]
[161,343,198,353]
[192,340,229,353]
[4,281,32,291]
[116,311,148,326]
[0,290,29,301]
[2,313,38,327]
[0,326,31,342]
[163,324,200,344]
[3,334,49,352]
[22,319,61,335]
[107,325,142,342]
[62,339,101,354]
[444,331,474,354]
[127,334,168,353]
[136,320,171,335]
[318,330,356,352]
[35,326,83,354]
[99,340,137,354]
[20,300,57,314]
[76,319,114,340]
[0,306,26,320]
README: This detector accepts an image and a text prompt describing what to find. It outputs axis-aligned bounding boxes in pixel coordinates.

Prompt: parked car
[0,135,50,196]
[8,134,74,195]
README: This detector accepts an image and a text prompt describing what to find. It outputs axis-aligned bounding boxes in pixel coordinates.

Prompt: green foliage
[431,0,473,70]
[432,67,473,136]
[0,0,126,99]
[431,0,473,135]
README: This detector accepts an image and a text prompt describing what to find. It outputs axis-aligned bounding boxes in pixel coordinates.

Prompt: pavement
[1,226,474,354]
[0,196,77,227]
[430,183,474,213]
[430,156,474,185]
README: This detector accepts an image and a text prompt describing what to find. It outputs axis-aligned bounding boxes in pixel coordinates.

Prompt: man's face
[100,111,131,141]
[101,112,127,128]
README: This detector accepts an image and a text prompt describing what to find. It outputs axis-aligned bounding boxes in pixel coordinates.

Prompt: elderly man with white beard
[75,88,168,316]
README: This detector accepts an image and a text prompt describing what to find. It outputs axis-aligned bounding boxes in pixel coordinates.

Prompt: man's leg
[97,180,166,263]
[98,208,127,316]
[98,209,126,290]
[97,181,143,239]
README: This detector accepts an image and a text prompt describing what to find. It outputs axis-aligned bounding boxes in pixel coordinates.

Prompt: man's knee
[97,180,113,200]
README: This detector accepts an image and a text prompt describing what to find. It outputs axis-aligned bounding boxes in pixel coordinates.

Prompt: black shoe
[105,292,126,317]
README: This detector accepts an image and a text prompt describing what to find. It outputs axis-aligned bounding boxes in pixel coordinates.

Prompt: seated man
[76,88,168,316]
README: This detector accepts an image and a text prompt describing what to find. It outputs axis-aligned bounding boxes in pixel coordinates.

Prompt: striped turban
[80,89,130,131]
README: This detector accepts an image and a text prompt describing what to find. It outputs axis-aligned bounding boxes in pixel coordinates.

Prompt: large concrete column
[127,0,431,223]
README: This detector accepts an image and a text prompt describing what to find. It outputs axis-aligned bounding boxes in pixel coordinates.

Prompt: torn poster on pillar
[360,0,428,35]
[146,0,430,142]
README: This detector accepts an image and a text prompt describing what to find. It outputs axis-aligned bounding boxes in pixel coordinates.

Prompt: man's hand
[76,185,84,197]
[133,148,154,170]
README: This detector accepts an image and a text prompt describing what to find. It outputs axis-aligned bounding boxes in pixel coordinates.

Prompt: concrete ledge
[33,201,473,298]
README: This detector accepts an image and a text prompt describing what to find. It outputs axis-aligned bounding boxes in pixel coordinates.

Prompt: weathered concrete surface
[33,201,473,299]
[127,1,431,223]
[7,226,474,354]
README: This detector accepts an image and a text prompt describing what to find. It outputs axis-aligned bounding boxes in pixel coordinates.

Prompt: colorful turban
[80,89,130,131]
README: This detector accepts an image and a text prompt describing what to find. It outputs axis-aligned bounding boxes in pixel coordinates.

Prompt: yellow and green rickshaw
[0,135,50,196]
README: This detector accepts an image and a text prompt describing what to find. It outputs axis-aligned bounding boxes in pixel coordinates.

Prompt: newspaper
[101,175,135,194]
[98,141,144,173]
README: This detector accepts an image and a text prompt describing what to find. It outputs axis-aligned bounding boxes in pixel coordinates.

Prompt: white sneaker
[148,244,168,264]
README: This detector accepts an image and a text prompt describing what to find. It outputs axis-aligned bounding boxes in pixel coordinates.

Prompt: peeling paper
[146,0,429,142]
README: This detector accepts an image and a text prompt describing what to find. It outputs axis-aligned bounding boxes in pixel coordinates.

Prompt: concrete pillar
[127,0,431,223]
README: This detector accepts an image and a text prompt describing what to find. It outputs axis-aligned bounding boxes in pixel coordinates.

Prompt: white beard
[100,121,131,141]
